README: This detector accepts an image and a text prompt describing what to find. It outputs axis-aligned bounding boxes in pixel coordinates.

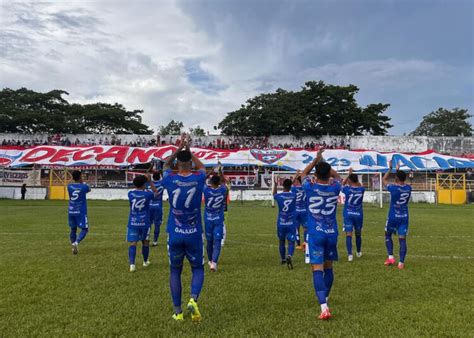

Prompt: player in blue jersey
[148,171,164,247]
[273,177,297,269]
[162,134,206,322]
[203,171,227,272]
[341,168,365,261]
[67,170,91,255]
[291,172,307,251]
[127,174,158,272]
[301,149,341,320]
[383,160,412,270]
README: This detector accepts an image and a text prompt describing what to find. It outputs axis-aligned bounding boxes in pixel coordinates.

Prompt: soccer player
[301,149,341,320]
[203,172,227,272]
[341,168,365,261]
[382,160,412,269]
[149,171,164,247]
[291,172,307,250]
[162,134,206,322]
[127,174,157,272]
[273,177,297,269]
[67,170,91,255]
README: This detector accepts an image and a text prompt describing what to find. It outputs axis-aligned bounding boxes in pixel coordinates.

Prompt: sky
[1,0,473,135]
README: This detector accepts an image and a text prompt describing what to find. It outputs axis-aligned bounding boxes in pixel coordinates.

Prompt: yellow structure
[49,169,71,200]
[436,173,466,205]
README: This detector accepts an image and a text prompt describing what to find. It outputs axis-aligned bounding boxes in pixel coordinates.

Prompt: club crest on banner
[250,149,287,164]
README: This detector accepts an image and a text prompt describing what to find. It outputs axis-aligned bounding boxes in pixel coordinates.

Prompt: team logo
[0,152,23,167]
[250,149,287,164]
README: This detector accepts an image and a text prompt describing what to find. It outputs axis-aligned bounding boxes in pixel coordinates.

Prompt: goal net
[270,171,383,208]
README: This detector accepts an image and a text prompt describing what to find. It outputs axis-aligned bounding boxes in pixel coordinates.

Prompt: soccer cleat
[172,312,184,321]
[210,262,217,272]
[318,308,332,320]
[72,243,78,255]
[356,252,362,258]
[281,260,286,265]
[187,298,202,322]
[286,255,293,270]
[152,241,158,247]
[348,255,353,262]
[129,264,136,272]
[143,261,151,267]
[398,262,405,270]
[384,257,396,266]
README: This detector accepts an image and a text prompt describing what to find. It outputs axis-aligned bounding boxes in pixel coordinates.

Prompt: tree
[158,120,184,135]
[0,88,153,134]
[189,125,206,136]
[216,81,392,136]
[410,108,472,136]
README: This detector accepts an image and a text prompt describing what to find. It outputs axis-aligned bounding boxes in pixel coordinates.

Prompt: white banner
[0,169,41,186]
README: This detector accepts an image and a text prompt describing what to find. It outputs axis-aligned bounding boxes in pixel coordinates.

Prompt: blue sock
[142,243,149,262]
[288,241,295,256]
[77,228,88,243]
[190,266,204,300]
[154,225,160,243]
[324,268,334,298]
[346,235,353,255]
[170,265,183,313]
[206,240,213,262]
[355,234,362,253]
[385,233,394,256]
[69,227,77,243]
[128,245,137,265]
[312,270,327,305]
[212,239,222,264]
[399,238,407,263]
[279,240,286,260]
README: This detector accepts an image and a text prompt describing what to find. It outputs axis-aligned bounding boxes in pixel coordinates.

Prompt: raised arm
[330,168,341,181]
[342,167,352,186]
[163,134,186,171]
[192,154,205,171]
[272,177,278,196]
[302,149,324,178]
[146,174,157,193]
[382,159,393,187]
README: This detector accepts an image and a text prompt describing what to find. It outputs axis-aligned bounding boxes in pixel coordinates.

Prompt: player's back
[149,180,164,209]
[387,184,412,219]
[67,183,90,215]
[274,192,296,227]
[128,190,153,228]
[304,180,341,235]
[291,186,307,213]
[204,185,227,217]
[342,186,365,217]
[163,170,206,234]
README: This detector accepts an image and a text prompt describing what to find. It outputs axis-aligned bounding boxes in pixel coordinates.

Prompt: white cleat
[143,261,151,267]
[356,252,362,258]
[348,255,353,262]
[130,264,136,272]
[72,242,78,255]
[152,242,158,247]
[210,262,217,272]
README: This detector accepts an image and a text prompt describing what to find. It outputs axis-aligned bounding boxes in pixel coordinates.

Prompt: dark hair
[152,172,161,181]
[210,175,221,186]
[133,175,148,188]
[348,173,359,183]
[316,161,331,180]
[177,150,192,162]
[396,170,407,182]
[71,170,81,181]
[283,178,292,189]
[296,176,302,183]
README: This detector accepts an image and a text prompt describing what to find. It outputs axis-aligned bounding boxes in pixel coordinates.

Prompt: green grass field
[1,200,473,336]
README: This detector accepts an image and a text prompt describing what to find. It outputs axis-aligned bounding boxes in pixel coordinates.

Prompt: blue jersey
[127,190,154,228]
[274,192,296,227]
[148,180,164,209]
[162,169,206,236]
[342,186,365,218]
[303,179,341,235]
[67,183,90,216]
[291,186,307,213]
[387,184,412,219]
[203,184,227,221]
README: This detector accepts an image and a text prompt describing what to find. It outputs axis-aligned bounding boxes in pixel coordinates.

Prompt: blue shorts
[127,227,151,242]
[277,226,296,242]
[295,211,307,228]
[68,214,88,229]
[168,233,204,268]
[385,218,409,236]
[343,216,363,233]
[305,233,338,264]
[205,219,224,241]
[149,208,163,226]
